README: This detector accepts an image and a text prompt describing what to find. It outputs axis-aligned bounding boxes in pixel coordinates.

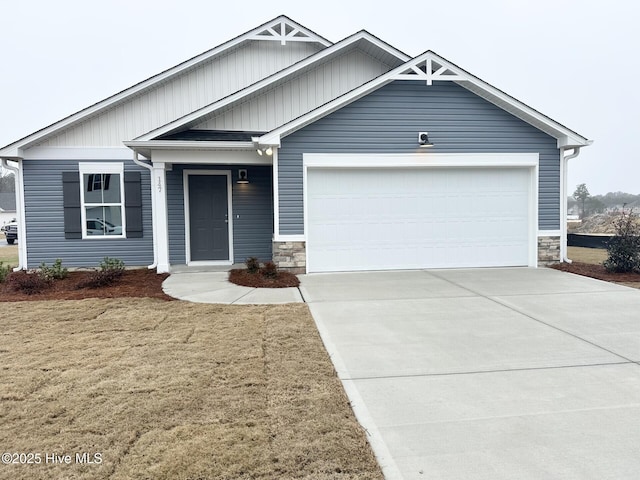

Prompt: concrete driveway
[300,268,640,480]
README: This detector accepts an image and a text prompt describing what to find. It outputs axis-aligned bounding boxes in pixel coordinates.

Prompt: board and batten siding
[167,164,273,264]
[23,160,153,268]
[278,80,561,234]
[194,48,394,132]
[36,41,322,148]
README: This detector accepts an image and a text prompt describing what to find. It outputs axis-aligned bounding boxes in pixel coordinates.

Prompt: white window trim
[78,162,126,239]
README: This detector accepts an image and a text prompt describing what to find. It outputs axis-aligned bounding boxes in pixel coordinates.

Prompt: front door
[188,174,229,261]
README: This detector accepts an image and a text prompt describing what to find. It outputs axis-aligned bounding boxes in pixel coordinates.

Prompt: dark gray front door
[188,174,229,261]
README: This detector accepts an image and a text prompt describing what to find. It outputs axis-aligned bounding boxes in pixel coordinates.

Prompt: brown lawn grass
[567,246,608,264]
[0,299,382,480]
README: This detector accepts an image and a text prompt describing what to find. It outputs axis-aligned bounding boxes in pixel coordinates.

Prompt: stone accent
[273,241,306,274]
[538,235,561,266]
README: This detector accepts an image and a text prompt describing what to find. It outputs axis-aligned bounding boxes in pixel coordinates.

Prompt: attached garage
[304,154,538,273]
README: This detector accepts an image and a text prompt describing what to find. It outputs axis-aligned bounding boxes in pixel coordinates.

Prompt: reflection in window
[82,173,124,237]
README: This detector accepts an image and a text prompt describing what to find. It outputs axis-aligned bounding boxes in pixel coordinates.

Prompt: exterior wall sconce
[237,169,249,184]
[256,147,273,156]
[418,132,434,147]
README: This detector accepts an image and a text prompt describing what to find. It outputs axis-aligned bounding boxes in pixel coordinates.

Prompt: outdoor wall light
[256,146,273,156]
[237,169,249,184]
[418,132,434,147]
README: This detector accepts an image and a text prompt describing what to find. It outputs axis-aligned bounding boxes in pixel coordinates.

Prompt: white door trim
[183,169,234,266]
[303,153,539,272]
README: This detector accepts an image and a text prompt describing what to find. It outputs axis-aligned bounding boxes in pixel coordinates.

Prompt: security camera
[418,132,434,147]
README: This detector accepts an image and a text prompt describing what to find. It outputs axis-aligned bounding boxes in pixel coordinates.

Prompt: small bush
[0,262,12,283]
[604,208,640,273]
[9,271,51,295]
[261,261,278,279]
[39,258,69,281]
[245,257,260,274]
[77,257,125,289]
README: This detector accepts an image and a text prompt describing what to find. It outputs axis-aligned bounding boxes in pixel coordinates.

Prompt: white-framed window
[78,162,126,239]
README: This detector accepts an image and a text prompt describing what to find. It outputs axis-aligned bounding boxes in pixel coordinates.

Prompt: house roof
[0,17,590,158]
[0,15,331,158]
[157,130,266,142]
[257,50,592,149]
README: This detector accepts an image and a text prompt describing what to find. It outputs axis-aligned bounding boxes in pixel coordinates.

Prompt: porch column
[152,163,170,273]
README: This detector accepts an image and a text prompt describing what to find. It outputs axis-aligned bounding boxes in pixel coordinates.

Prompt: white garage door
[306,167,533,272]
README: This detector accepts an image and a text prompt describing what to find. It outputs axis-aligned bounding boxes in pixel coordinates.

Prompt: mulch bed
[551,261,640,284]
[0,269,174,302]
[229,269,300,288]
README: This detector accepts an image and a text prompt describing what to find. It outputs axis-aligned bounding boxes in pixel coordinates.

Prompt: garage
[305,155,537,273]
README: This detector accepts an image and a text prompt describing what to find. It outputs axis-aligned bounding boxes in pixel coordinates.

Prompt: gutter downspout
[1,158,26,271]
[132,152,158,270]
[561,147,582,264]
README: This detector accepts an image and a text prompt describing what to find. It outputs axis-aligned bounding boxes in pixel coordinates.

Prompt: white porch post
[152,163,170,273]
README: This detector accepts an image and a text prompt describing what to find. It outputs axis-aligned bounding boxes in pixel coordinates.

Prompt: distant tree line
[569,183,640,218]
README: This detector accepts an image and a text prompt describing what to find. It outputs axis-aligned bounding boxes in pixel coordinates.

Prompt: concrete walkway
[301,268,640,480]
[162,271,303,304]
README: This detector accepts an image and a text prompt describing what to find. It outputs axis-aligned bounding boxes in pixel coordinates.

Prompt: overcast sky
[0,0,638,195]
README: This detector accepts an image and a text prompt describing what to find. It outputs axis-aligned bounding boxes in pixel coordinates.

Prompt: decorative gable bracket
[393,57,464,85]
[248,19,323,46]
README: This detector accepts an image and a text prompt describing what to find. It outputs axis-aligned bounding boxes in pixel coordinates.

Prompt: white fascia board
[0,16,331,155]
[303,152,539,168]
[134,32,410,142]
[23,147,133,160]
[274,234,306,242]
[124,140,257,159]
[261,51,590,147]
[152,149,272,165]
[538,230,562,237]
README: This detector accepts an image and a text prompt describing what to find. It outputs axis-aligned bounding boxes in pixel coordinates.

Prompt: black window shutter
[62,172,82,239]
[124,171,143,238]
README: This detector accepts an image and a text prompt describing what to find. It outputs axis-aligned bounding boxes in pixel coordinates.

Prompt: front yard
[0,299,382,480]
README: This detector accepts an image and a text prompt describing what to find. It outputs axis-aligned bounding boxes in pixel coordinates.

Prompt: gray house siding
[166,164,273,264]
[278,80,560,234]
[23,159,153,268]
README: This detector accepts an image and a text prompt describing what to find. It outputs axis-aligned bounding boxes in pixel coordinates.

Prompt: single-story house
[0,15,591,274]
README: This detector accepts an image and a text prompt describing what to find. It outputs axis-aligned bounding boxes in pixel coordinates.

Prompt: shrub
[0,261,12,283]
[261,261,278,279]
[9,271,51,295]
[39,258,69,281]
[77,257,125,289]
[245,257,260,274]
[604,208,640,273]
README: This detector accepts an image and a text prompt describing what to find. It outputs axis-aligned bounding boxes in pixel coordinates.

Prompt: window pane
[83,174,121,204]
[85,206,123,236]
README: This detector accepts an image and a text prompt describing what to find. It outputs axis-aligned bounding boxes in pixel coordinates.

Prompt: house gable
[132,32,410,142]
[0,16,329,156]
[259,51,591,150]
[191,45,397,133]
[36,41,323,149]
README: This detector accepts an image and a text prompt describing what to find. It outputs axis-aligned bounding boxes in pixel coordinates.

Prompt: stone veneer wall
[274,238,561,272]
[273,241,306,274]
[538,235,561,265]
